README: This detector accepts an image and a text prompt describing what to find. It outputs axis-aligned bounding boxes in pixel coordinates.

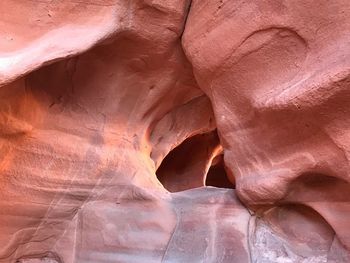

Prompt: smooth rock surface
[183,0,350,260]
[0,0,349,262]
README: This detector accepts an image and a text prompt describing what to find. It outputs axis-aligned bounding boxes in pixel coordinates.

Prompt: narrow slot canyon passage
[205,154,235,189]
[156,130,235,192]
[1,0,350,262]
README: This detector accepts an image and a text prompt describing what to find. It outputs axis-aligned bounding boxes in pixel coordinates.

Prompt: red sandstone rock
[183,0,350,261]
[0,0,349,262]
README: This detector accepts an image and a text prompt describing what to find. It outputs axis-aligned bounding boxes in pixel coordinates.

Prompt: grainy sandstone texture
[0,0,349,262]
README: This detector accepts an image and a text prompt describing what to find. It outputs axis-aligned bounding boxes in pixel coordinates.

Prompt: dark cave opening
[205,154,235,189]
[156,130,235,192]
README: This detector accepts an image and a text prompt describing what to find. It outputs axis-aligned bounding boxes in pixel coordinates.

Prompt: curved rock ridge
[0,0,349,262]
